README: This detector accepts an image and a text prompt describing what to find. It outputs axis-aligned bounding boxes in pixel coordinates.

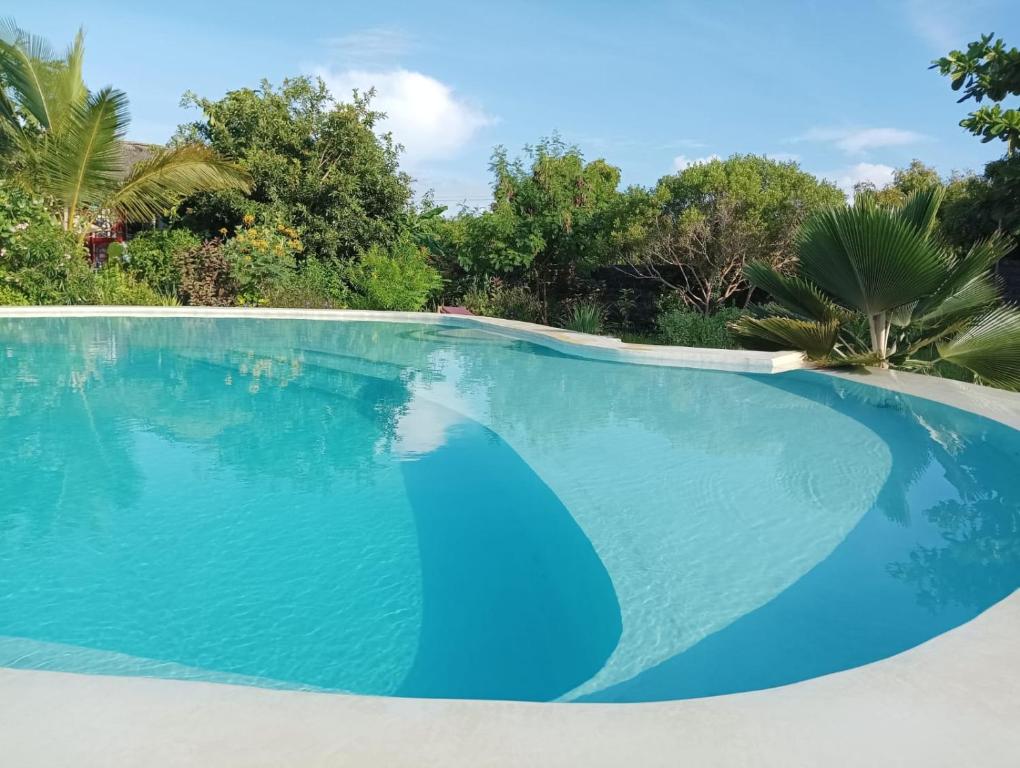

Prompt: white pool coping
[1,306,1019,767]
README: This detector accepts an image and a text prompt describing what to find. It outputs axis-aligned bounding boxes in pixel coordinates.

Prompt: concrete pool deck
[1,306,1019,766]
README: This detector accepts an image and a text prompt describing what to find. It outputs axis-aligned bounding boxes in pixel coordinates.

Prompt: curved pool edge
[0,305,808,373]
[2,590,1017,767]
[2,306,1019,765]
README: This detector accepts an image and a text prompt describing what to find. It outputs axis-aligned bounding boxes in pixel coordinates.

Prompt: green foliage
[0,283,28,304]
[625,155,844,314]
[854,160,941,207]
[933,34,1020,153]
[94,263,178,306]
[462,280,544,323]
[563,301,605,334]
[0,181,95,303]
[264,257,348,309]
[220,221,302,304]
[121,228,201,294]
[176,77,412,262]
[0,20,250,233]
[450,137,651,319]
[733,187,1020,389]
[656,305,743,349]
[346,238,442,311]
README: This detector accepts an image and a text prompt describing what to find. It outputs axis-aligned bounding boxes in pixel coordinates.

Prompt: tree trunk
[868,312,890,368]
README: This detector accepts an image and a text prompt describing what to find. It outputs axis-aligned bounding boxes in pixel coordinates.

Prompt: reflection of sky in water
[0,317,1018,703]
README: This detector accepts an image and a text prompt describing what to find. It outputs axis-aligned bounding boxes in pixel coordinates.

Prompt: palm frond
[729,315,839,358]
[40,26,87,135]
[937,306,1020,390]
[41,86,127,213]
[896,186,945,237]
[798,205,950,316]
[744,261,842,321]
[0,18,57,129]
[105,143,252,222]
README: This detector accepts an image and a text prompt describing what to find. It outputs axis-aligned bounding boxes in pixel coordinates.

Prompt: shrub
[121,229,201,295]
[0,282,29,305]
[656,305,744,348]
[347,238,442,311]
[221,222,303,305]
[265,257,348,309]
[463,280,544,323]
[177,240,238,306]
[94,264,179,306]
[563,301,605,334]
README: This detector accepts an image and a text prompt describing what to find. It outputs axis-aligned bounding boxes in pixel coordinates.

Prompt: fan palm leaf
[107,144,252,223]
[797,205,950,316]
[729,315,839,358]
[744,261,841,321]
[937,307,1020,389]
[896,186,944,237]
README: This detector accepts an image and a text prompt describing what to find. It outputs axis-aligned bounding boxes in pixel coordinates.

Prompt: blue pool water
[0,316,1018,702]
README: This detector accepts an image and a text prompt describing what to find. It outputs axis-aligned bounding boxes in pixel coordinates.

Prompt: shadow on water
[397,415,622,701]
[582,370,1020,703]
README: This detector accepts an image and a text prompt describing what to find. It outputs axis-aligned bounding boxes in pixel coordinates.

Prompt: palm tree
[0,20,250,233]
[730,187,1020,390]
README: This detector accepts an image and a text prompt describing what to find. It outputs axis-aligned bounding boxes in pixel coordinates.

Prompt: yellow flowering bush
[220,221,303,304]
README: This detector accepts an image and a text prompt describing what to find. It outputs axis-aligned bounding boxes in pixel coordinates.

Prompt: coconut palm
[0,20,250,232]
[730,186,1020,389]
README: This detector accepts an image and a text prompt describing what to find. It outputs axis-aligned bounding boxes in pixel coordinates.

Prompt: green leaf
[798,204,950,316]
[41,86,128,214]
[0,18,57,129]
[937,306,1020,390]
[744,261,841,321]
[107,143,252,222]
[896,186,944,237]
[729,315,838,358]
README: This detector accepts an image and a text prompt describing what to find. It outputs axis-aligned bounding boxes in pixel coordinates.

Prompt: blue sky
[17,0,1020,205]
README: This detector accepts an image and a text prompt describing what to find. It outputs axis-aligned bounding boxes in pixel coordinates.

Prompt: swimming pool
[1,314,1017,703]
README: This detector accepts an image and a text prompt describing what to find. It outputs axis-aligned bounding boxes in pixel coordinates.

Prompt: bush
[221,222,303,305]
[121,229,201,295]
[347,238,442,311]
[177,240,238,306]
[94,264,179,306]
[463,280,544,323]
[656,305,744,348]
[0,282,29,305]
[264,257,348,309]
[0,181,97,304]
[563,301,605,334]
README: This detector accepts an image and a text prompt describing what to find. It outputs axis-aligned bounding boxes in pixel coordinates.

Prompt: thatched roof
[117,141,158,179]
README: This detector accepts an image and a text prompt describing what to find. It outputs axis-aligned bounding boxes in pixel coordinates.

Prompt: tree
[175,77,413,263]
[0,22,250,233]
[623,155,844,315]
[730,187,1020,389]
[453,137,647,320]
[933,33,1020,154]
[853,160,941,208]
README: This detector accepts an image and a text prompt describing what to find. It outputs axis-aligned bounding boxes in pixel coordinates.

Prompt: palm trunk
[868,312,890,368]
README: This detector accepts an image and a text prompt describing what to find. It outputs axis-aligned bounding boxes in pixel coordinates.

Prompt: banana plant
[730,186,1020,389]
[0,19,250,233]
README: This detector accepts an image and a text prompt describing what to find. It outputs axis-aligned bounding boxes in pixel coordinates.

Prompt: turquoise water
[0,317,1018,702]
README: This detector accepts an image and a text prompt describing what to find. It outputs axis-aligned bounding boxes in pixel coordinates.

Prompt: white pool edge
[1,306,1018,767]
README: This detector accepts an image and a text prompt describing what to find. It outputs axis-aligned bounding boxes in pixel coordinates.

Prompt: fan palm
[730,186,1020,389]
[0,20,250,233]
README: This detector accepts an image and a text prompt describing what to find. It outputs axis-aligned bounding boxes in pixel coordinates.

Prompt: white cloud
[828,162,896,197]
[794,126,927,155]
[316,68,495,166]
[673,153,721,171]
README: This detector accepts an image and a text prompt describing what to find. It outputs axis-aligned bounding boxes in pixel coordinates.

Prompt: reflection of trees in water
[0,318,430,524]
[776,374,1020,612]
